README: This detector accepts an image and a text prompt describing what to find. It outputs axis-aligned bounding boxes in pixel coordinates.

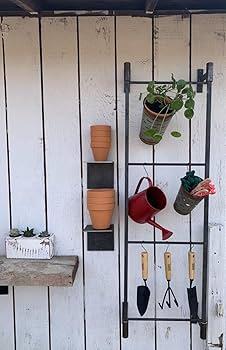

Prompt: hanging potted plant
[139,75,196,145]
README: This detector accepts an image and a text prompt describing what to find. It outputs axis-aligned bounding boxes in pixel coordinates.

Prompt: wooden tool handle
[141,251,148,280]
[164,252,171,281]
[188,251,195,281]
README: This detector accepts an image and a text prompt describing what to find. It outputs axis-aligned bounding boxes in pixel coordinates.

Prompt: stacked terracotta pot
[87,189,115,229]
[90,125,111,161]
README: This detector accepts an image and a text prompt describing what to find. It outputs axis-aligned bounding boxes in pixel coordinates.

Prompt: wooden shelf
[0,256,79,287]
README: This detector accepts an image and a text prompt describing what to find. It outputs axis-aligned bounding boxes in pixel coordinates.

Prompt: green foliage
[22,227,35,237]
[171,131,182,138]
[142,74,196,141]
[144,128,156,138]
[152,133,162,143]
[170,99,183,111]
[184,108,194,119]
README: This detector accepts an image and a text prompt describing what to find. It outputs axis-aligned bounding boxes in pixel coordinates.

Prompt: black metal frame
[122,61,213,340]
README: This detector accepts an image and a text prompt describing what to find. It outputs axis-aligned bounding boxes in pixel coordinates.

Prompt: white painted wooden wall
[0,14,225,350]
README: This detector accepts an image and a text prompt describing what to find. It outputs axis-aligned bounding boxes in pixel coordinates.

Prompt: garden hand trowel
[137,251,150,316]
[187,251,199,323]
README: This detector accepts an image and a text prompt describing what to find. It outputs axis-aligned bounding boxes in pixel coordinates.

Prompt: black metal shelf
[84,225,113,233]
[130,80,206,85]
[85,225,114,251]
[128,317,196,322]
[128,162,206,166]
[87,162,114,189]
[122,61,213,340]
[128,240,204,245]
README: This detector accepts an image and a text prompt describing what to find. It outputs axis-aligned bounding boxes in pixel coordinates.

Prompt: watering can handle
[147,218,173,241]
[134,177,153,195]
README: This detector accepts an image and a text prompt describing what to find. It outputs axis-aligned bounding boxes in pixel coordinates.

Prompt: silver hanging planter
[173,185,203,215]
[139,98,175,145]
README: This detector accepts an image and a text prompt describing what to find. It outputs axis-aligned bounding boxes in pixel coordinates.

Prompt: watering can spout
[147,218,173,240]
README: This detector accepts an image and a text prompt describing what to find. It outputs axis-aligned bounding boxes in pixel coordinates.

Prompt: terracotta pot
[90,125,111,160]
[91,136,111,143]
[87,197,115,204]
[91,125,111,133]
[89,210,114,229]
[88,201,115,229]
[139,98,175,145]
[88,203,115,210]
[91,145,110,161]
[91,130,111,137]
[87,188,115,229]
[91,141,111,147]
[87,189,115,198]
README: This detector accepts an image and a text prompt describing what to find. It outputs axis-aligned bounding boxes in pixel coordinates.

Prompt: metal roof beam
[145,0,159,13]
[8,0,40,13]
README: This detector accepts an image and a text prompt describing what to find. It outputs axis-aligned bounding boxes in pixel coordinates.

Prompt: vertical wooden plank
[116,17,155,349]
[117,17,153,165]
[207,224,224,348]
[154,15,190,349]
[157,321,190,349]
[154,16,190,163]
[191,14,226,225]
[41,17,84,350]
[191,14,226,348]
[0,36,9,253]
[3,17,49,349]
[0,20,15,349]
[79,16,120,350]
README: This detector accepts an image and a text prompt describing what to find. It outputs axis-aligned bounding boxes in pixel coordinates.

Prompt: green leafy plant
[141,74,196,142]
[22,227,35,237]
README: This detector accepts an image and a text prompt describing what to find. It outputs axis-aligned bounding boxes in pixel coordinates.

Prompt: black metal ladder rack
[122,61,213,340]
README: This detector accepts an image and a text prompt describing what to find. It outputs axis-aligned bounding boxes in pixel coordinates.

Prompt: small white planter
[6,234,54,259]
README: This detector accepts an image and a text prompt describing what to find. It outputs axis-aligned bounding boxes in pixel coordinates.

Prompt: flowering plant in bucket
[139,75,196,145]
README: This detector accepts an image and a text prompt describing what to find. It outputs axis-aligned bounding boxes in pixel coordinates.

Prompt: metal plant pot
[174,185,203,215]
[139,98,175,145]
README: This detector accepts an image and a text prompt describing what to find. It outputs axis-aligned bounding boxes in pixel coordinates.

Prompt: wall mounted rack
[85,161,115,251]
[122,61,213,340]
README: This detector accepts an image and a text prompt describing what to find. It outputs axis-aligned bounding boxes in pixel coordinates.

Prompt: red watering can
[128,177,173,240]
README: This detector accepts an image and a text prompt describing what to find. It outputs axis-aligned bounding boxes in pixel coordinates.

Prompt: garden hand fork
[159,252,179,309]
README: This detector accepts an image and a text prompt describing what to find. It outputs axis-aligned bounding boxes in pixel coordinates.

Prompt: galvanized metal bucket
[139,98,174,145]
[174,185,203,215]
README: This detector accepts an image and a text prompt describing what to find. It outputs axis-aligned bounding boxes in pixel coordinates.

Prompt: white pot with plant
[139,75,196,145]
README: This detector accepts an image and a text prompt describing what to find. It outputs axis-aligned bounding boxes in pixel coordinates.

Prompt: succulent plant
[9,228,21,237]
[39,231,50,238]
[22,227,35,237]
